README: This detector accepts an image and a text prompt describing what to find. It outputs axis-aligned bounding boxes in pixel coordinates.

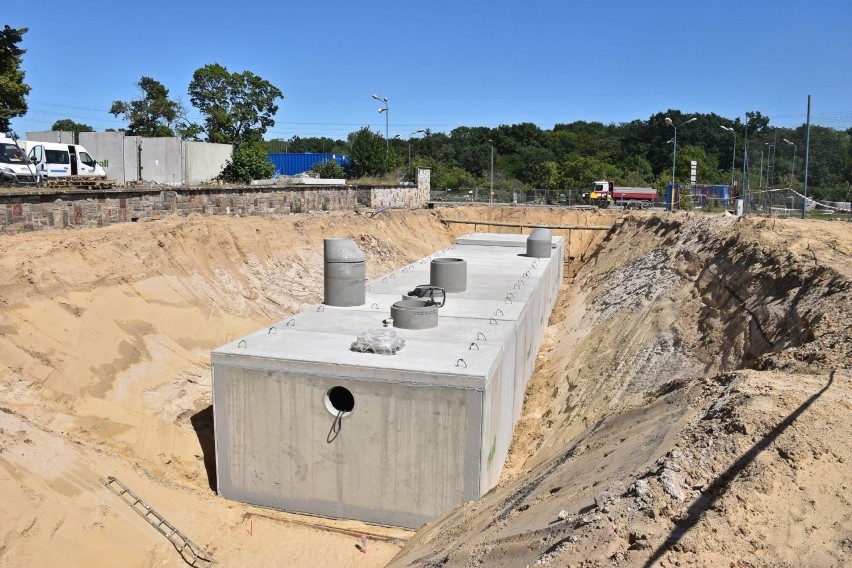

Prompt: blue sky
[7,0,852,141]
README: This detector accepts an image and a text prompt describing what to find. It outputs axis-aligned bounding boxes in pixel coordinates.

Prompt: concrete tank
[526,228,553,258]
[430,258,467,292]
[324,238,365,306]
[212,232,565,529]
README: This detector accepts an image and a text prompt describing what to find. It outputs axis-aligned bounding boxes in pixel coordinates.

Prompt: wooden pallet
[101,476,216,566]
[46,176,115,190]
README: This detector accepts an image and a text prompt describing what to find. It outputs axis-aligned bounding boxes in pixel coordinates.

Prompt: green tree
[110,76,179,136]
[561,155,620,191]
[432,164,477,191]
[619,155,654,186]
[676,144,723,184]
[0,25,30,133]
[531,161,560,189]
[188,64,283,146]
[348,127,387,177]
[311,159,345,179]
[51,119,93,143]
[282,136,346,154]
[218,142,274,183]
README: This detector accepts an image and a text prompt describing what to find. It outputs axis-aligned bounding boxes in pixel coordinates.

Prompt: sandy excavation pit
[0,206,849,567]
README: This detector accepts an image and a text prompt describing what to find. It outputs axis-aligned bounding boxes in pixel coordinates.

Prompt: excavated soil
[0,206,849,567]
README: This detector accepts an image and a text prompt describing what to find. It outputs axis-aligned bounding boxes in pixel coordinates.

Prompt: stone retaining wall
[0,186,365,233]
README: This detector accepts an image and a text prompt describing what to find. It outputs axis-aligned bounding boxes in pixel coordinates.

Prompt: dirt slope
[1,207,849,567]
[389,213,851,567]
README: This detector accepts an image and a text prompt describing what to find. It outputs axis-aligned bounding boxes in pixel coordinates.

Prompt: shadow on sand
[190,405,217,492]
[642,370,835,568]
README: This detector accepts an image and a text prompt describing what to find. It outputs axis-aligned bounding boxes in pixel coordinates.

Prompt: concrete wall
[139,137,182,185]
[214,366,480,528]
[417,167,431,204]
[27,131,74,144]
[79,132,137,184]
[186,141,232,185]
[57,132,233,186]
[211,232,564,528]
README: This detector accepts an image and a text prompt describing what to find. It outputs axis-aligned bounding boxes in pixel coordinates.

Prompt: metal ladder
[101,476,216,566]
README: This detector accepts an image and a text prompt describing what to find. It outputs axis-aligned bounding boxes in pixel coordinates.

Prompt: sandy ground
[1,206,849,567]
[0,206,606,567]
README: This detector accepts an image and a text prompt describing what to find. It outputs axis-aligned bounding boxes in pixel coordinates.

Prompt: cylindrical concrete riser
[324,238,366,307]
[391,300,439,329]
[324,263,366,306]
[527,228,553,258]
[430,258,467,292]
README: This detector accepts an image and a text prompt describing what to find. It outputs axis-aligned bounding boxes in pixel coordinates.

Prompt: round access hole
[324,386,355,416]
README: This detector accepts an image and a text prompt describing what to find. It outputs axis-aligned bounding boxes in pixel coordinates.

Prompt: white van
[23,140,106,179]
[0,136,41,185]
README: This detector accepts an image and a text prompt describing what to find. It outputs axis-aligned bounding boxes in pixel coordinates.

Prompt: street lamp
[664,116,697,211]
[408,129,425,165]
[720,125,737,191]
[783,138,797,188]
[488,139,494,203]
[372,94,389,151]
[766,142,776,188]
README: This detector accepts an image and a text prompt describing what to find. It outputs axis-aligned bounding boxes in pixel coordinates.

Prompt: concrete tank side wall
[214,365,482,529]
[479,359,515,491]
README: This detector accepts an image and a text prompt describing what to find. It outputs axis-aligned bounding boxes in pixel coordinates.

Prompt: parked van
[0,136,41,185]
[23,140,106,179]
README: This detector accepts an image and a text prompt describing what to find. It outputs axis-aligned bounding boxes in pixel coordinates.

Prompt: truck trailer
[588,180,658,209]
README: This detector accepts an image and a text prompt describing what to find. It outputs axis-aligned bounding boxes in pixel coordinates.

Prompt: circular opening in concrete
[431,258,464,264]
[325,386,355,416]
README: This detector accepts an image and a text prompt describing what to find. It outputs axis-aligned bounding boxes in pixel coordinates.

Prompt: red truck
[587,180,658,209]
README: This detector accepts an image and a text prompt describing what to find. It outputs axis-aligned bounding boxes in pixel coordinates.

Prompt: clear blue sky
[7,0,852,141]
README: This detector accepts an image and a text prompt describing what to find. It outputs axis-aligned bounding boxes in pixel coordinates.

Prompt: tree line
[3,26,849,197]
[272,113,851,203]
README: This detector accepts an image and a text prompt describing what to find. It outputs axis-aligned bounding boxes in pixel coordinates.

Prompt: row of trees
[273,113,851,202]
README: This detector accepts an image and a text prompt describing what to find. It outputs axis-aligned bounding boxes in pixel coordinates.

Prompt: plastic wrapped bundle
[350,329,406,355]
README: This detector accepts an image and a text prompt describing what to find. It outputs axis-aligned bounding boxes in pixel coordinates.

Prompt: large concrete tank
[324,238,366,306]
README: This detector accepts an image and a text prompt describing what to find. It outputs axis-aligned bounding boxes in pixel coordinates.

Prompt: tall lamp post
[372,94,389,151]
[408,129,425,166]
[664,117,697,211]
[720,125,737,191]
[488,139,494,203]
[782,138,797,188]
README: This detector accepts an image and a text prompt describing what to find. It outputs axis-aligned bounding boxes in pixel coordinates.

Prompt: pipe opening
[325,386,355,416]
